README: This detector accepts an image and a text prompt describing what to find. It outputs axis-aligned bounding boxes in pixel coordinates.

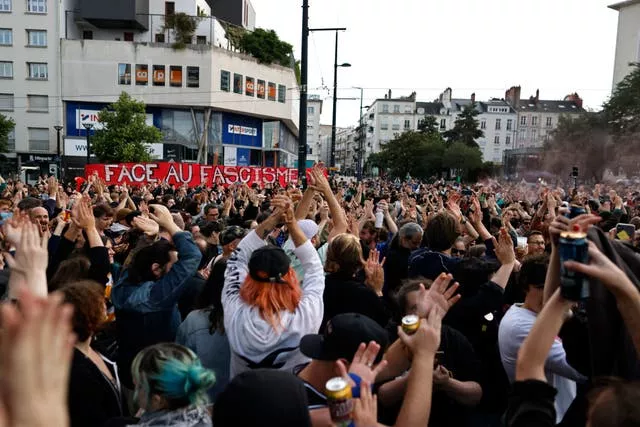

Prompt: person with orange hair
[222,195,324,378]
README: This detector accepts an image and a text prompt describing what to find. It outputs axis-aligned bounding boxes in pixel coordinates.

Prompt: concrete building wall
[610,1,640,88]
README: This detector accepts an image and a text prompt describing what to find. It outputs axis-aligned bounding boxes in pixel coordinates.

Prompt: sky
[250,0,620,128]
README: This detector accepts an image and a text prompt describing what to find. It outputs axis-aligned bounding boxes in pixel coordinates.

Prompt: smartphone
[615,223,635,241]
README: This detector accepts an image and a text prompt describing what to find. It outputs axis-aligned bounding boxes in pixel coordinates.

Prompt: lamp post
[82,123,94,165]
[330,53,351,168]
[53,125,63,179]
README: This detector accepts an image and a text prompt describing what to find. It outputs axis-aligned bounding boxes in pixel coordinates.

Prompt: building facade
[306,95,322,166]
[0,0,64,175]
[364,90,417,155]
[504,86,584,149]
[609,0,640,89]
[0,0,299,181]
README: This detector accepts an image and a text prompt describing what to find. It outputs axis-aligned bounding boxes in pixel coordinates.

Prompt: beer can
[401,314,420,335]
[559,231,589,301]
[325,377,353,426]
[567,205,586,219]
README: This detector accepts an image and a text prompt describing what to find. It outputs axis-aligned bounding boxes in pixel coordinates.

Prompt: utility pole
[297,0,309,186]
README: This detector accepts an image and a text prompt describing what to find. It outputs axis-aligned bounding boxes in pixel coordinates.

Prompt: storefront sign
[65,139,162,158]
[85,162,303,187]
[223,146,237,166]
[227,124,258,136]
[76,109,154,130]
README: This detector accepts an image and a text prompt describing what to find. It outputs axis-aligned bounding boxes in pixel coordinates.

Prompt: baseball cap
[300,313,389,363]
[248,245,291,284]
[214,369,311,427]
[298,219,319,240]
[221,226,247,246]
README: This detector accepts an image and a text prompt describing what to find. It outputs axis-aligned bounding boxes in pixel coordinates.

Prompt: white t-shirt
[498,304,586,423]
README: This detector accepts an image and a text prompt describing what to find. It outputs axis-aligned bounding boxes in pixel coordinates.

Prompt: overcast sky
[250,0,619,128]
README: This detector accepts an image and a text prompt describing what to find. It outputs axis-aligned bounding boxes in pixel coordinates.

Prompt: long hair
[325,233,363,277]
[239,268,302,331]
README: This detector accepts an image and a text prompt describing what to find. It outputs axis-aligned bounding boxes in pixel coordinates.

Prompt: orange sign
[135,64,148,85]
[257,80,265,99]
[246,77,255,96]
[170,66,182,87]
[153,65,165,86]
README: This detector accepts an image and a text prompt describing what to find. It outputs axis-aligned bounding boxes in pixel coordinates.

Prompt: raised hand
[336,341,388,387]
[420,273,461,317]
[353,381,378,427]
[398,305,443,358]
[364,248,385,296]
[132,216,160,236]
[148,204,176,230]
[3,210,30,247]
[71,197,96,230]
[493,227,516,265]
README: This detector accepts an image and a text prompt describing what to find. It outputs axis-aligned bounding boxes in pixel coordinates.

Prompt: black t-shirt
[294,364,328,410]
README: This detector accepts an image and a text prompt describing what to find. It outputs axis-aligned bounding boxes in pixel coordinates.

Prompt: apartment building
[306,95,322,166]
[609,0,640,89]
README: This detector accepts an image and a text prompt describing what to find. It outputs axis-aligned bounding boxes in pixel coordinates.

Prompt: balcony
[78,0,149,30]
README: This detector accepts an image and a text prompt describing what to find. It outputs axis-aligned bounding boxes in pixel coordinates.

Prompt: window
[0,29,12,45]
[165,1,175,15]
[519,129,526,140]
[440,118,446,130]
[531,116,538,126]
[494,135,500,144]
[307,106,314,114]
[83,30,93,40]
[480,120,486,130]
[0,61,12,78]
[6,129,14,151]
[520,116,527,126]
[28,127,49,151]
[382,104,389,113]
[531,128,538,142]
[27,30,46,46]
[506,135,511,145]
[546,117,552,127]
[404,106,412,113]
[153,65,165,86]
[27,94,47,111]
[267,82,276,101]
[118,63,131,85]
[277,84,286,103]
[393,105,400,113]
[27,0,45,13]
[233,73,243,94]
[495,118,501,130]
[220,70,230,91]
[135,64,148,85]
[506,119,512,131]
[196,35,206,45]
[169,65,182,87]
[380,122,388,130]
[0,93,13,110]
[245,76,254,96]
[0,0,10,12]
[257,79,265,99]
[124,32,134,41]
[392,123,400,131]
[404,119,411,130]
[186,66,199,88]
[27,62,47,79]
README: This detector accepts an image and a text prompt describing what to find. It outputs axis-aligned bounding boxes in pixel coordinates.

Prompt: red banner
[85,162,301,187]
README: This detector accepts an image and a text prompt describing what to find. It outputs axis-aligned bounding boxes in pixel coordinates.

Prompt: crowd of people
[0,167,640,427]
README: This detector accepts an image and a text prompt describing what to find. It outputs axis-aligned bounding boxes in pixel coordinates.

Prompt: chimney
[388,89,392,99]
[564,93,583,109]
[505,85,521,108]
[471,92,476,103]
[535,89,539,103]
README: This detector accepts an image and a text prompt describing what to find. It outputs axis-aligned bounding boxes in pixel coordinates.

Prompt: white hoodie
[222,230,324,379]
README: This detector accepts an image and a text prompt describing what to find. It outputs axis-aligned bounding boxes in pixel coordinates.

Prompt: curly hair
[59,280,106,342]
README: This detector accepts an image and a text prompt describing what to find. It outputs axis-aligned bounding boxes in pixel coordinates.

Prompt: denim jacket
[111,232,202,387]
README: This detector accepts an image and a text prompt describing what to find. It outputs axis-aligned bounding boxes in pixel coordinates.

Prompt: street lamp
[330,56,351,169]
[53,125,63,179]
[82,123,94,165]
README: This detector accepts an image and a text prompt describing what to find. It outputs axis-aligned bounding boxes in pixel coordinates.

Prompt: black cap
[220,226,247,246]
[213,369,311,427]
[248,245,290,284]
[300,313,389,363]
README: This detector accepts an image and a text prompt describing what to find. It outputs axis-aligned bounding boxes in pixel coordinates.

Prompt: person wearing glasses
[527,231,546,256]
[452,237,467,258]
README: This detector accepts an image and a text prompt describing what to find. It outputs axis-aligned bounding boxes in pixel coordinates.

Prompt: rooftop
[516,100,584,113]
[415,102,444,115]
[608,0,640,10]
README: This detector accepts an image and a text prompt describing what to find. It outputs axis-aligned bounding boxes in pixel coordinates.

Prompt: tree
[239,28,293,67]
[163,12,202,50]
[0,113,15,153]
[442,142,483,179]
[604,63,640,137]
[376,131,445,179]
[443,102,483,148]
[91,92,162,163]
[417,115,443,140]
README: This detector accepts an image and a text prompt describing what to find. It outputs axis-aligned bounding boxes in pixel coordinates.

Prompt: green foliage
[376,130,481,179]
[443,102,483,147]
[91,92,162,163]
[239,28,293,67]
[442,142,483,178]
[164,12,201,49]
[0,113,15,153]
[417,115,441,139]
[604,63,640,136]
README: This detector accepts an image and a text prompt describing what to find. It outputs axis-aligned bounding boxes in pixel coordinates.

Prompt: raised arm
[309,167,347,241]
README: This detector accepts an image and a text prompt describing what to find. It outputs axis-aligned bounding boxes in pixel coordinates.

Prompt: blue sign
[64,101,161,137]
[222,113,262,148]
[236,148,250,166]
